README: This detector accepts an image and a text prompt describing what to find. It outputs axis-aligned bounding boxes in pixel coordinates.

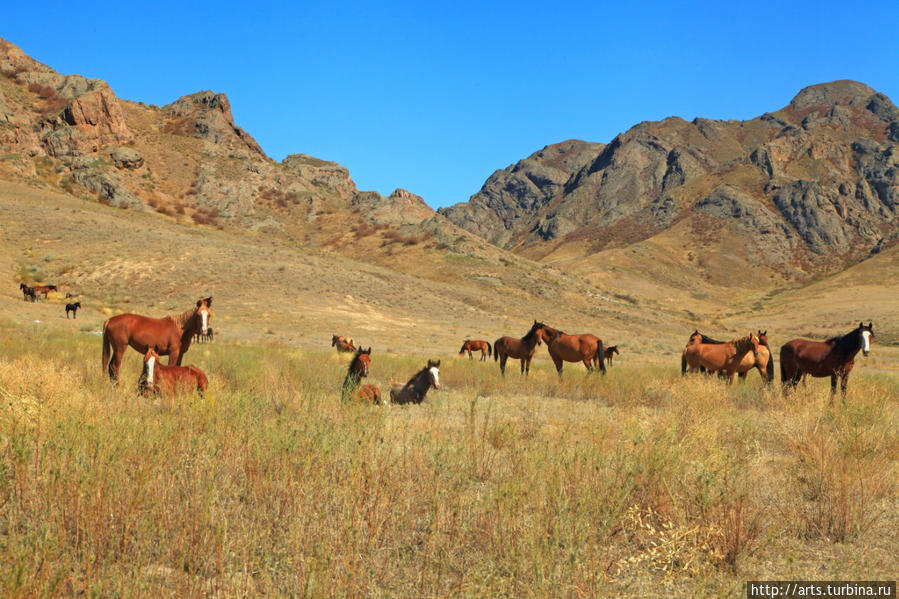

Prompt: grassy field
[0,321,896,597]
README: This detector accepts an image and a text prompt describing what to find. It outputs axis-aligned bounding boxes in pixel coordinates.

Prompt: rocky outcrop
[352,188,434,225]
[163,91,265,158]
[440,81,899,269]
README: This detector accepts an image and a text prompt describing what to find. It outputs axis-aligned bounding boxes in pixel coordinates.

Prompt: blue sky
[6,1,899,208]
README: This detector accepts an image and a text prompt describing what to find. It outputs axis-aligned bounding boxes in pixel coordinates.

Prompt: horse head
[859,322,874,356]
[353,347,372,376]
[195,297,212,335]
[757,330,769,347]
[426,359,440,389]
[143,346,161,385]
[748,332,760,358]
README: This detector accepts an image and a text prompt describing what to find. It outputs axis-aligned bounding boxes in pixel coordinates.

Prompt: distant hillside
[440,81,899,277]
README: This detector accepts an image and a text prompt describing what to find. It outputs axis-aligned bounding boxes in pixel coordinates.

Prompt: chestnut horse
[342,347,383,404]
[139,347,208,397]
[102,297,212,383]
[604,345,620,368]
[780,322,873,397]
[681,330,774,383]
[494,321,542,376]
[682,333,760,383]
[390,360,440,404]
[534,323,607,377]
[332,335,356,353]
[459,339,492,361]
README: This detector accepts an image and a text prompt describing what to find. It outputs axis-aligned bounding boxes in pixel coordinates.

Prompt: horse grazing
[604,345,620,368]
[19,283,36,302]
[494,321,542,376]
[535,323,607,377]
[65,301,81,319]
[390,360,440,404]
[682,332,760,383]
[332,334,356,353]
[139,347,208,397]
[780,322,873,397]
[459,339,492,361]
[341,347,383,404]
[102,297,212,383]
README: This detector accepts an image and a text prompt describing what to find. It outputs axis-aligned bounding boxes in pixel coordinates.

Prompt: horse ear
[366,347,372,353]
[206,297,213,306]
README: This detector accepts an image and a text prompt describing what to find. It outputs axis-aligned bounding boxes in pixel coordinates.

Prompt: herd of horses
[16,284,877,402]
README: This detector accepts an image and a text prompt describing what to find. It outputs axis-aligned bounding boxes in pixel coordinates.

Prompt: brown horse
[604,345,620,368]
[390,360,440,404]
[139,347,208,397]
[102,297,212,383]
[682,332,760,383]
[30,284,57,301]
[494,321,542,376]
[459,339,492,361]
[332,334,356,353]
[780,322,873,397]
[19,283,36,302]
[682,330,774,383]
[534,323,607,377]
[342,347,383,404]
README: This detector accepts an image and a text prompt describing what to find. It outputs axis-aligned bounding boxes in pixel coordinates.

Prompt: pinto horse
[139,347,208,397]
[342,347,383,404]
[604,345,620,368]
[102,297,212,383]
[682,332,760,383]
[494,321,542,376]
[390,360,440,404]
[332,334,356,353]
[535,323,607,377]
[780,322,873,397]
[459,339,492,361]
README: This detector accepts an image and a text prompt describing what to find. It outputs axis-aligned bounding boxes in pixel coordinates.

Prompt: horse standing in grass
[682,332,760,383]
[780,322,873,398]
[342,347,383,404]
[494,321,542,376]
[604,345,620,368]
[19,283,35,302]
[390,360,440,404]
[139,347,208,397]
[30,284,57,301]
[65,301,81,319]
[102,297,212,383]
[459,339,492,361]
[332,335,356,353]
[534,323,607,377]
[682,330,774,383]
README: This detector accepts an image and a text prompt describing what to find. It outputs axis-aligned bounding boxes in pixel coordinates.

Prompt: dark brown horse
[332,334,356,353]
[534,323,607,377]
[390,360,440,404]
[19,283,35,302]
[682,332,760,383]
[459,339,492,361]
[604,345,620,368]
[780,322,873,397]
[102,297,212,383]
[494,321,542,376]
[139,347,208,397]
[65,301,81,319]
[342,347,383,404]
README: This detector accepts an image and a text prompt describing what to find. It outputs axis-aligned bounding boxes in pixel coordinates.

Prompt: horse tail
[486,341,492,357]
[681,350,687,376]
[779,344,793,386]
[766,352,774,383]
[595,340,607,375]
[101,319,111,373]
[493,339,501,361]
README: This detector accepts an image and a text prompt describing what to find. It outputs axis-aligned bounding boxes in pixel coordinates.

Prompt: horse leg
[108,347,124,384]
[553,357,563,378]
[480,350,486,361]
[468,350,473,360]
[499,355,507,376]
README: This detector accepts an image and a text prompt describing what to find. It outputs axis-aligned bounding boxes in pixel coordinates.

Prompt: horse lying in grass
[342,347,383,404]
[139,347,208,397]
[390,360,440,404]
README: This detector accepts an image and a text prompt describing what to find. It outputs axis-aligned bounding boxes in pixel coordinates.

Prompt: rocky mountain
[0,37,439,244]
[440,80,899,275]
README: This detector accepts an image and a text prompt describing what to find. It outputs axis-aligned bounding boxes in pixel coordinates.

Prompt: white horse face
[862,330,872,356]
[145,355,156,384]
[429,366,440,389]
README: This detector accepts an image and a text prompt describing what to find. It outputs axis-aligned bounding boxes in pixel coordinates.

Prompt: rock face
[164,91,265,158]
[352,188,434,225]
[440,80,899,270]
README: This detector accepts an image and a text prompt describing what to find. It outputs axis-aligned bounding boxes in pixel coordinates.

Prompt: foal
[341,347,383,404]
[390,360,440,404]
[139,347,208,397]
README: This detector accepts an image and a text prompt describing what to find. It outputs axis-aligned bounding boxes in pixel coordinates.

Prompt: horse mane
[828,326,865,356]
[700,334,725,344]
[731,334,756,352]
[168,306,198,330]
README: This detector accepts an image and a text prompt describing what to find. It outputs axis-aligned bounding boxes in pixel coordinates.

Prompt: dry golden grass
[0,321,895,597]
